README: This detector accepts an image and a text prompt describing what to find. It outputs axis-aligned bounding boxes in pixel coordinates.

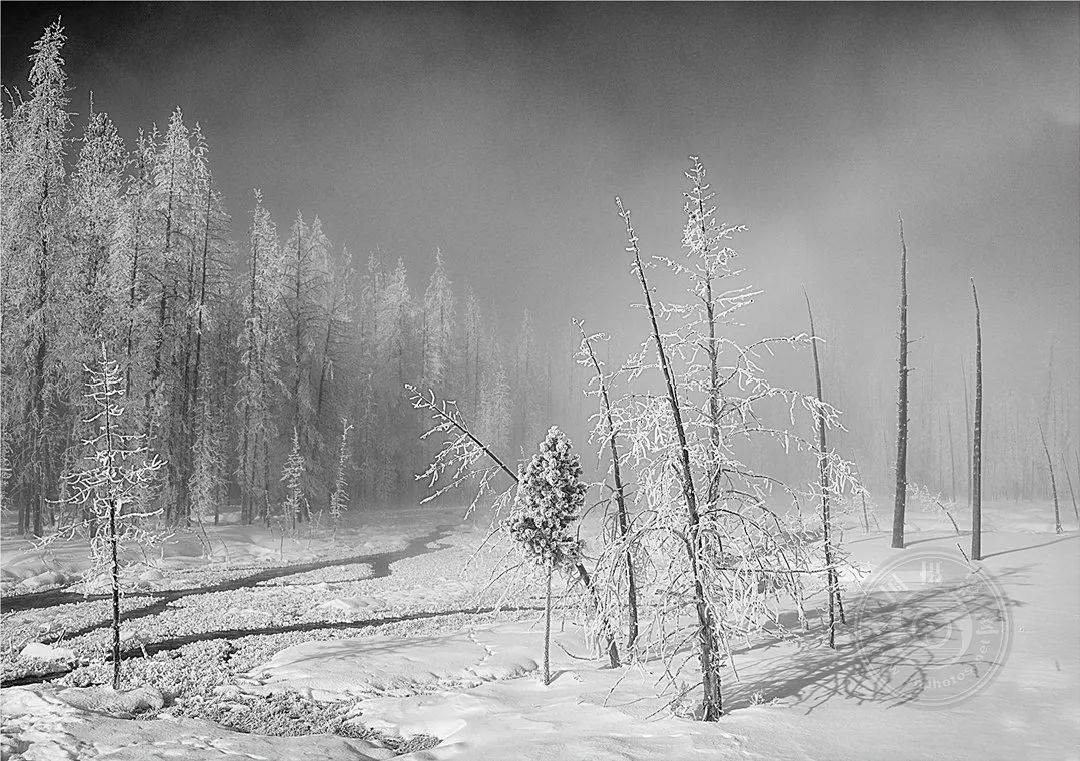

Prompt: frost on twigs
[48,342,167,591]
[407,384,516,519]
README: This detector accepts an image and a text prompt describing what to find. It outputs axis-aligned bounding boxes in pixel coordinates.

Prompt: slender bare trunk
[804,291,842,645]
[970,279,983,560]
[543,566,553,685]
[1038,421,1062,533]
[1062,453,1078,524]
[891,213,910,549]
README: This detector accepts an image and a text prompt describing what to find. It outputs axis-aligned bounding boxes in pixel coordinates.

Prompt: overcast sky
[4,2,1078,406]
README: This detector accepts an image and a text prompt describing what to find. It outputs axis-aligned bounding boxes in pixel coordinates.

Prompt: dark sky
[3,2,1078,405]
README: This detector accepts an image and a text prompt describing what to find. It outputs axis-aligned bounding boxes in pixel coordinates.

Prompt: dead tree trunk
[620,198,722,720]
[804,290,843,646]
[970,278,983,561]
[1065,453,1079,524]
[962,359,973,507]
[891,213,911,549]
[1038,420,1062,534]
[576,320,639,648]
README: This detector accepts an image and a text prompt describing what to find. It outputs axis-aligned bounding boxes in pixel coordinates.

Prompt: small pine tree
[54,342,164,690]
[504,426,586,685]
[329,418,353,524]
[281,427,306,530]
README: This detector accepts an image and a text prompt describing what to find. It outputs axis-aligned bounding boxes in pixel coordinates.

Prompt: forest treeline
[1,23,555,534]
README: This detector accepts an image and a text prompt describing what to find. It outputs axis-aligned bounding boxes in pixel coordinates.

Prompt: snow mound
[19,642,76,663]
[57,685,165,718]
[243,627,538,701]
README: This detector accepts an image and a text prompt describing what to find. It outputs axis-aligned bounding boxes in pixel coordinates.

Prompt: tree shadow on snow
[722,564,1027,715]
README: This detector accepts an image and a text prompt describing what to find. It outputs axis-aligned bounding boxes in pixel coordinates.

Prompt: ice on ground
[243,626,539,700]
[1,509,444,595]
[317,580,476,618]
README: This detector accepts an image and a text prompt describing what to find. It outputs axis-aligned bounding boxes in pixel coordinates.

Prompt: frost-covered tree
[460,287,485,422]
[114,128,157,403]
[65,99,128,378]
[189,394,225,526]
[281,427,307,530]
[1,20,72,536]
[53,343,164,689]
[477,331,512,454]
[514,309,547,451]
[236,190,283,524]
[280,212,325,517]
[329,418,353,524]
[375,257,418,501]
[377,257,413,389]
[422,247,456,390]
[312,244,355,510]
[505,426,586,685]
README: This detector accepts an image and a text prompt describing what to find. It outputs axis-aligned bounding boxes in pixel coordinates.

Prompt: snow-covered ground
[2,500,1077,760]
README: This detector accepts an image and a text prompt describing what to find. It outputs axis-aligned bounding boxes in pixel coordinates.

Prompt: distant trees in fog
[1,23,560,534]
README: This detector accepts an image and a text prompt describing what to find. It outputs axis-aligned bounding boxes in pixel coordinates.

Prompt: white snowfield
[2,502,1078,760]
[242,627,540,700]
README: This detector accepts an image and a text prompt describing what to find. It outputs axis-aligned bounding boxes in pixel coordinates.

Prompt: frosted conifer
[504,426,586,684]
[281,427,306,529]
[329,418,353,522]
[505,426,586,569]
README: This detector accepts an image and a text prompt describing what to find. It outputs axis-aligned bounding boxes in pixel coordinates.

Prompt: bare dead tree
[575,319,638,648]
[971,277,983,560]
[891,213,911,549]
[1037,419,1062,534]
[1065,452,1079,524]
[804,290,844,647]
[961,357,973,506]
